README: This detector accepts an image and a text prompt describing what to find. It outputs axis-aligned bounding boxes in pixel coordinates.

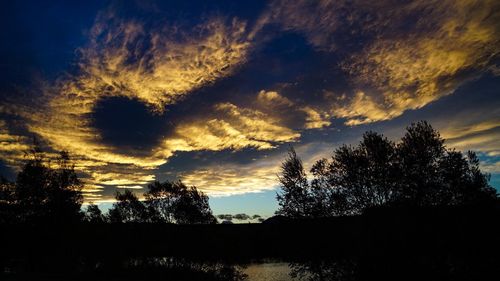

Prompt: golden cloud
[0,120,31,168]
[180,159,280,196]
[77,13,251,111]
[269,0,500,125]
[2,0,498,202]
[0,10,286,201]
[301,106,331,129]
[159,102,300,153]
[181,142,334,196]
[256,90,294,107]
[339,0,500,124]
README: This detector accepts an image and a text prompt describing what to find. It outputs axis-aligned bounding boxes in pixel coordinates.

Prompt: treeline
[0,145,217,225]
[87,181,216,224]
[276,121,497,218]
[1,121,499,280]
[2,121,496,226]
[217,214,264,223]
[274,121,499,281]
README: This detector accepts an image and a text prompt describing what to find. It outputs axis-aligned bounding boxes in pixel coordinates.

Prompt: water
[244,262,292,281]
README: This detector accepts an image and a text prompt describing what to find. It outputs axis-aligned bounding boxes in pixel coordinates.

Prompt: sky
[0,0,499,217]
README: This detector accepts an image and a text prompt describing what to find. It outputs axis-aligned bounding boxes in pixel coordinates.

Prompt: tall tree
[396,121,446,205]
[276,147,312,218]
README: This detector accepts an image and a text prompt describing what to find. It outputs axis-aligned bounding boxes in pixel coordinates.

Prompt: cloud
[180,158,281,196]
[446,128,500,157]
[0,8,277,201]
[255,90,331,129]
[301,106,331,129]
[269,0,500,125]
[480,161,500,174]
[256,90,294,107]
[159,102,300,153]
[76,12,252,112]
[1,0,499,201]
[179,141,334,197]
[0,120,31,168]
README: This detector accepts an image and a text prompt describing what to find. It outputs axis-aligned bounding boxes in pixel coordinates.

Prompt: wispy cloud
[0,0,499,201]
[269,0,500,125]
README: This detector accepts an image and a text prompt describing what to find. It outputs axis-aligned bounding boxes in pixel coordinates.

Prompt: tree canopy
[0,145,83,224]
[276,121,497,217]
[107,181,217,224]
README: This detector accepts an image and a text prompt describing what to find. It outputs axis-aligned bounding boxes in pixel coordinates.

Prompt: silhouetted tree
[217,214,233,221]
[145,181,216,224]
[313,131,399,215]
[276,121,497,217]
[84,203,106,223]
[107,181,216,224]
[276,147,312,218]
[12,145,83,223]
[108,190,150,223]
[396,121,447,205]
[233,213,250,221]
[396,121,496,206]
[44,151,84,222]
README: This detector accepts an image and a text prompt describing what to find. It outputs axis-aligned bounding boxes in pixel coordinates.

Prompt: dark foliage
[106,180,217,224]
[146,181,216,224]
[108,190,150,223]
[276,147,312,218]
[83,203,106,223]
[0,145,83,224]
[277,121,497,217]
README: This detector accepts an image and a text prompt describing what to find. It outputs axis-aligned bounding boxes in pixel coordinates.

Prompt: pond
[244,262,292,281]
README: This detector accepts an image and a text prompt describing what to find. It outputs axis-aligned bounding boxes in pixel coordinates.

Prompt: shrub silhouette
[277,121,497,217]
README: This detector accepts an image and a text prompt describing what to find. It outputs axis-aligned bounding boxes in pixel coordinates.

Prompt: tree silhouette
[84,203,106,223]
[276,121,497,217]
[145,181,216,224]
[10,145,83,223]
[276,147,312,218]
[108,190,150,223]
[107,181,216,224]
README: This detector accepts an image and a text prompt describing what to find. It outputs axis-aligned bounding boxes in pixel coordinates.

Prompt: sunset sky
[1,0,499,217]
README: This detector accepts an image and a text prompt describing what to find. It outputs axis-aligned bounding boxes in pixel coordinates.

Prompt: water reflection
[244,263,292,281]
